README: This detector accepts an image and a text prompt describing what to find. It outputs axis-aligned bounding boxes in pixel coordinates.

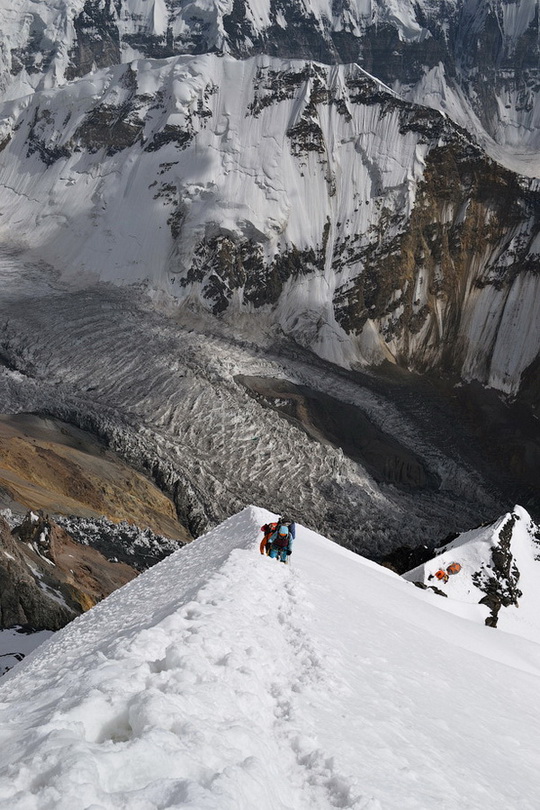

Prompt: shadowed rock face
[332,138,540,376]
[65,0,122,81]
[237,376,440,491]
[0,515,74,630]
[0,511,137,630]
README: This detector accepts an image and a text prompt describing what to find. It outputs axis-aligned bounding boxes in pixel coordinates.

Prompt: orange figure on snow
[446,562,462,576]
[260,522,278,555]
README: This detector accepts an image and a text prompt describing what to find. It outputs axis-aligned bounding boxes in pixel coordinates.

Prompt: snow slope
[404,505,540,641]
[0,0,538,171]
[0,628,52,677]
[1,506,540,809]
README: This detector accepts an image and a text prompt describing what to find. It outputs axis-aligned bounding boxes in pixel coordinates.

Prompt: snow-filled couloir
[1,506,539,809]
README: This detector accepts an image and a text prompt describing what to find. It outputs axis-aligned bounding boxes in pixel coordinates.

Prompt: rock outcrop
[0,511,137,630]
[403,506,540,634]
[0,413,189,541]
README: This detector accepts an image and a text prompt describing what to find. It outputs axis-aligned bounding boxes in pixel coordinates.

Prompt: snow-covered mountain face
[0,0,538,163]
[0,2,539,559]
[0,2,538,398]
[0,52,539,395]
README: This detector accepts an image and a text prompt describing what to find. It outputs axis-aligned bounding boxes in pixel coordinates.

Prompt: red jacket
[260,522,278,554]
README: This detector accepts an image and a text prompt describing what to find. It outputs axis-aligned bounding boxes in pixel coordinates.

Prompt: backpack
[446,562,462,576]
[278,517,296,539]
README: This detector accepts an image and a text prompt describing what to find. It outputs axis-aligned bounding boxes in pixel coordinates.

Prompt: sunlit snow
[1,506,539,809]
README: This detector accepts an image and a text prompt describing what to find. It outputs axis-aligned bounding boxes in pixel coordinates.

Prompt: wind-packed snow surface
[1,506,539,809]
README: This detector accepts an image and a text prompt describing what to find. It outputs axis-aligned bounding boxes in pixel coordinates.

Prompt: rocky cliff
[0,510,137,630]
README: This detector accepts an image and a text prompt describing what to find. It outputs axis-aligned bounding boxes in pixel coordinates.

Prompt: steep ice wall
[0,0,538,169]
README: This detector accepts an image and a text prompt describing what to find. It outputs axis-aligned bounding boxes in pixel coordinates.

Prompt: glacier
[2,247,520,555]
[0,2,538,576]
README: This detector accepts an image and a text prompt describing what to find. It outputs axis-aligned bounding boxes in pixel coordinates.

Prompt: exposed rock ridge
[474,514,522,627]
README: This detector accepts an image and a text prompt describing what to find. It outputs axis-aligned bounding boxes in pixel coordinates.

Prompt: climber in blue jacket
[268,518,295,563]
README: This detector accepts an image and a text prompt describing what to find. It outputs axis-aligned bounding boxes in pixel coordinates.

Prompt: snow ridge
[2,506,540,809]
[0,508,363,809]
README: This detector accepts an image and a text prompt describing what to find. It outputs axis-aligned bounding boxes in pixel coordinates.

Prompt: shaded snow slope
[402,63,540,178]
[1,506,540,809]
[0,627,52,677]
[403,505,540,640]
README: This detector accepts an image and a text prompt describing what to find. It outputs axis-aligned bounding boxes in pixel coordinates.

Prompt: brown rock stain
[0,415,188,541]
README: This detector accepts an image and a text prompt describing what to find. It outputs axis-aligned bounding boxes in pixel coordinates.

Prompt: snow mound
[403,505,540,639]
[1,506,540,808]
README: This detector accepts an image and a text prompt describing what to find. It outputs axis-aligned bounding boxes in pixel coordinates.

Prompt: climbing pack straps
[272,526,290,549]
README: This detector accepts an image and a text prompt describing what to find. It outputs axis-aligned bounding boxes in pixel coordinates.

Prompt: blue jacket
[270,525,294,551]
